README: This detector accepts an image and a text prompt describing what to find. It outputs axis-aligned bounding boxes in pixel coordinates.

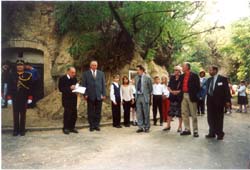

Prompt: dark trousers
[197,98,205,114]
[112,102,121,127]
[87,99,102,129]
[12,96,27,133]
[63,106,77,130]
[13,111,26,133]
[153,95,163,124]
[123,100,131,126]
[207,95,225,137]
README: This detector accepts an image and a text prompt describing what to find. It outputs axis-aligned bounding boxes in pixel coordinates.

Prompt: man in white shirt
[152,76,165,126]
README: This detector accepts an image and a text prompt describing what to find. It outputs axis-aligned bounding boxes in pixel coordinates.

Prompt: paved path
[2,112,250,169]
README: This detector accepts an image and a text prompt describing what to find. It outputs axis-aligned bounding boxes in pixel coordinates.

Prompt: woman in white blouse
[121,76,135,127]
[237,80,248,113]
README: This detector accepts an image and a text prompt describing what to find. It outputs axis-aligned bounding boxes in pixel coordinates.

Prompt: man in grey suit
[135,65,153,133]
[82,60,106,132]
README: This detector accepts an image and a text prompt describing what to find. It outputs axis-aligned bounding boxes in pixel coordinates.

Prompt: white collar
[67,74,70,79]
[213,74,219,79]
[113,82,119,86]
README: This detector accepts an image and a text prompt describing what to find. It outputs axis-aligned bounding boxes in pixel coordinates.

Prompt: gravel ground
[2,111,250,169]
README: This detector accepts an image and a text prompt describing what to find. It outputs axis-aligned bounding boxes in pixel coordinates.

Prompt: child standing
[237,80,248,113]
[110,75,122,128]
[121,76,135,127]
[152,76,165,126]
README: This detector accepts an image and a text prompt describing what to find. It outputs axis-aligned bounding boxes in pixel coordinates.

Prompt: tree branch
[179,26,225,41]
[134,9,175,20]
[108,2,132,39]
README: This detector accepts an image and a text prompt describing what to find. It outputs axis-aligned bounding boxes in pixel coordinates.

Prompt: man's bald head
[67,66,76,78]
[90,60,98,71]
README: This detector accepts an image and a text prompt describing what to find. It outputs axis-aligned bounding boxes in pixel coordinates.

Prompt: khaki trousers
[181,93,198,132]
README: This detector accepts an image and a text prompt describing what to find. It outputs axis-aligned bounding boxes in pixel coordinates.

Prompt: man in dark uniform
[58,66,78,135]
[7,60,33,136]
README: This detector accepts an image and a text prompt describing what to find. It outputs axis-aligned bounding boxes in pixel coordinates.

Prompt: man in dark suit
[179,62,200,137]
[82,60,106,132]
[58,66,78,135]
[206,65,231,140]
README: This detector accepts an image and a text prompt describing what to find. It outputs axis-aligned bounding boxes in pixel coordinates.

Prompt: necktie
[137,76,142,93]
[208,77,214,96]
[93,70,96,79]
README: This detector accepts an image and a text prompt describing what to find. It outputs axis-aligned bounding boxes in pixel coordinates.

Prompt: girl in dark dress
[163,66,183,132]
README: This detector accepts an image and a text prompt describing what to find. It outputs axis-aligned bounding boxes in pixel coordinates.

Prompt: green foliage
[145,48,157,61]
[190,62,203,74]
[68,32,101,60]
[54,1,208,71]
[54,2,111,34]
[223,18,250,81]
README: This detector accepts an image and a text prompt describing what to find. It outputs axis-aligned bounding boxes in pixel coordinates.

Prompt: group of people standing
[108,62,232,140]
[5,59,235,141]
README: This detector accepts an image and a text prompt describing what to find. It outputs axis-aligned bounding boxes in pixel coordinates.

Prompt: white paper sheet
[72,86,86,94]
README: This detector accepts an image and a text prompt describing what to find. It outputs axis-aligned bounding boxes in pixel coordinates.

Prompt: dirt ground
[2,111,250,169]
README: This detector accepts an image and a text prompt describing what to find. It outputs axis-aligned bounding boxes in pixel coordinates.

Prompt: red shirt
[182,71,190,92]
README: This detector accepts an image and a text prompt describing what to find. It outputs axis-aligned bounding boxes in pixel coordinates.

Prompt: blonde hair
[174,65,183,74]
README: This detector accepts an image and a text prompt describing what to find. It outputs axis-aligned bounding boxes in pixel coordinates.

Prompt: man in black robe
[58,66,78,135]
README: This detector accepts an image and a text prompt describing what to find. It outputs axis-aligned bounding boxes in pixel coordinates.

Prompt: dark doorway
[2,47,45,101]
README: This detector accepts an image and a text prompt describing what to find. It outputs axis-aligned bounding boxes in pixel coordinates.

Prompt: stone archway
[2,39,55,96]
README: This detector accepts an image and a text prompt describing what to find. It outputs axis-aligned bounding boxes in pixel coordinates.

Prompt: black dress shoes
[63,129,70,135]
[95,127,101,131]
[217,134,224,140]
[20,132,26,136]
[70,129,79,133]
[89,128,95,132]
[13,132,19,136]
[180,130,191,136]
[136,128,144,133]
[163,127,171,131]
[193,132,199,138]
[205,134,216,138]
[116,125,122,128]
[144,129,150,133]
